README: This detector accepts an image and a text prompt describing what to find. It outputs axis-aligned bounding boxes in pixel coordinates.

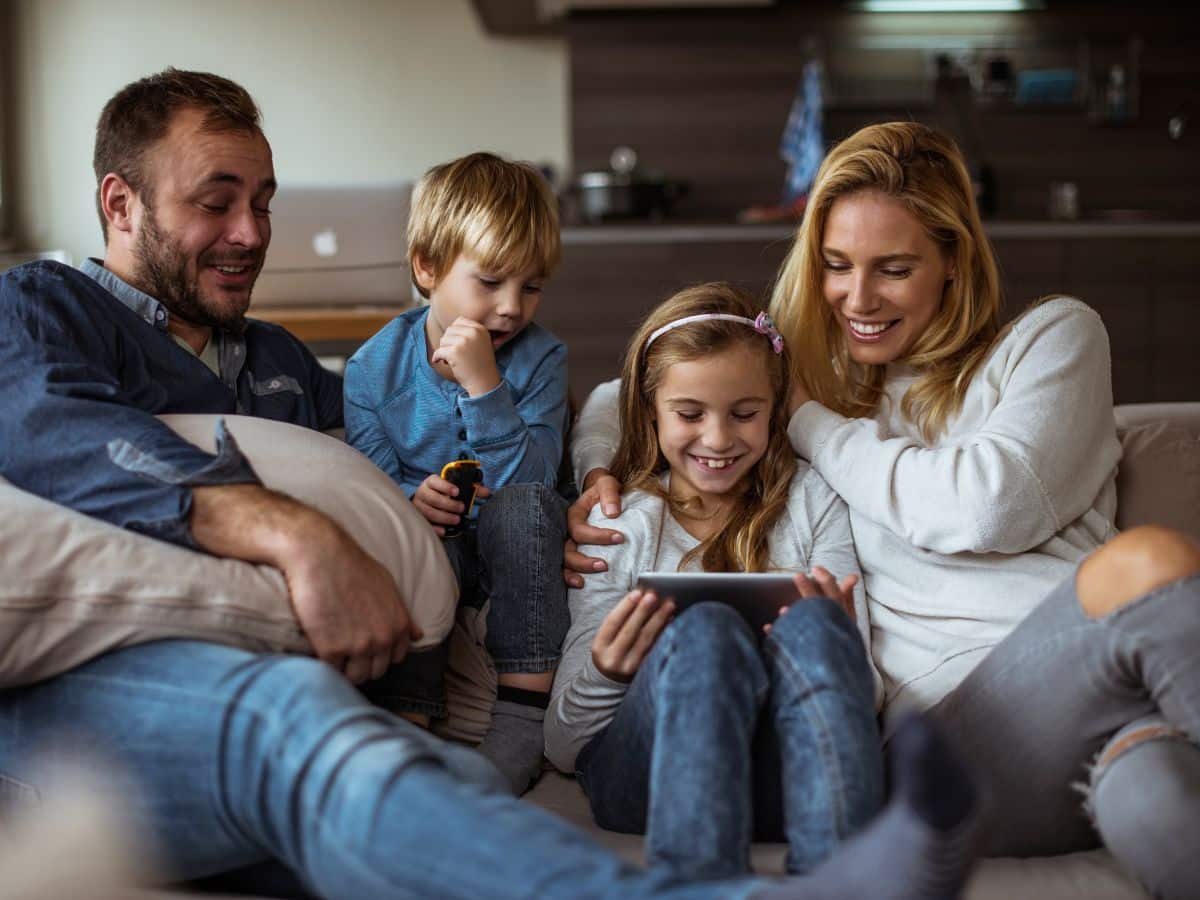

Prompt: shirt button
[458,429,467,441]
[269,379,280,389]
[154,309,165,322]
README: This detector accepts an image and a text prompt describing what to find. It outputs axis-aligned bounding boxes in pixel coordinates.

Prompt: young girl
[545,283,886,880]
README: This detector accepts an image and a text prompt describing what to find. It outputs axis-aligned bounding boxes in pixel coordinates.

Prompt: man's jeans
[577,600,884,881]
[0,640,771,900]
[362,483,570,718]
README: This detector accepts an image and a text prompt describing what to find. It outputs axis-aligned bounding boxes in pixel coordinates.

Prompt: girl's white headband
[644,311,785,355]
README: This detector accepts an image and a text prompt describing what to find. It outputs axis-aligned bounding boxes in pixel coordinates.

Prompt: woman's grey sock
[755,713,979,900]
[476,699,547,796]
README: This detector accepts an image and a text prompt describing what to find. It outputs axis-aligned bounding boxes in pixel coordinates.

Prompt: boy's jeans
[362,483,570,717]
[0,640,767,900]
[577,600,884,881]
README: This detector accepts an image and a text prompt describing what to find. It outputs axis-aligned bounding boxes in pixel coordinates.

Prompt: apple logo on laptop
[312,228,339,258]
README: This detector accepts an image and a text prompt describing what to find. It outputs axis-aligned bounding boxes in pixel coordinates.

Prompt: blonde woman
[566,122,1200,899]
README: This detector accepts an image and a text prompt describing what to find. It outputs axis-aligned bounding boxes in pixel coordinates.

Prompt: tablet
[635,572,800,633]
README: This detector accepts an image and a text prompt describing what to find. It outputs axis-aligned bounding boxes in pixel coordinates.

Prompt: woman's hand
[563,469,625,588]
[763,567,859,633]
[592,589,675,682]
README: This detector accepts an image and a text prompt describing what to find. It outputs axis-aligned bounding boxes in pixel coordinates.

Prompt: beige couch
[5,402,1198,899]
[521,401,1200,900]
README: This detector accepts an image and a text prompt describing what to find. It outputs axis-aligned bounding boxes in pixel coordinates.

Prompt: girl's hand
[763,567,859,633]
[412,474,491,536]
[591,589,674,682]
[564,470,625,588]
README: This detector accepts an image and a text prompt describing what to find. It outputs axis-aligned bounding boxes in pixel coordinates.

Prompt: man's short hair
[93,68,263,243]
[407,152,561,298]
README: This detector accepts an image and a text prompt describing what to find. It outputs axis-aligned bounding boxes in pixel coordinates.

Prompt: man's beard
[133,209,257,335]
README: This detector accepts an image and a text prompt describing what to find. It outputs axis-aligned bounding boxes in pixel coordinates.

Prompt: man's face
[129,106,276,332]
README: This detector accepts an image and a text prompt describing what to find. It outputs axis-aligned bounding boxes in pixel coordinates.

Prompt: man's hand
[413,473,492,536]
[190,484,422,683]
[763,567,859,634]
[431,316,502,397]
[591,590,674,682]
[564,469,624,588]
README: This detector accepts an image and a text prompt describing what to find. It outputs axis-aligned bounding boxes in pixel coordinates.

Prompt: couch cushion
[1114,419,1200,540]
[0,414,457,688]
[525,772,1148,899]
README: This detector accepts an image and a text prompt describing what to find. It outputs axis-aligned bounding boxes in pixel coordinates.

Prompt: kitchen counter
[563,220,1200,244]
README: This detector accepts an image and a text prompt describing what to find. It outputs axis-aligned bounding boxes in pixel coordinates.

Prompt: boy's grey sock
[754,713,979,900]
[476,699,547,796]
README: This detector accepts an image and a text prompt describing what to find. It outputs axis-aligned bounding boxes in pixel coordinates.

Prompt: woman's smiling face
[821,189,956,366]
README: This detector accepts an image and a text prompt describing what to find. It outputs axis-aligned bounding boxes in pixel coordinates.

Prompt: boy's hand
[591,589,674,682]
[413,474,492,536]
[431,317,502,397]
[763,567,859,634]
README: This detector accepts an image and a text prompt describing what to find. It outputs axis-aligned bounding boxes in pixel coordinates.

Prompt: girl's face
[821,189,956,366]
[652,342,774,509]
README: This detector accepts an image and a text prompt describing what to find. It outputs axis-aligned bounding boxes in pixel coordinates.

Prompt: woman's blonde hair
[407,152,561,298]
[611,283,796,573]
[768,122,1002,442]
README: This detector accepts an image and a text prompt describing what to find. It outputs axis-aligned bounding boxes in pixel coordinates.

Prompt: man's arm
[0,267,260,545]
[190,483,420,683]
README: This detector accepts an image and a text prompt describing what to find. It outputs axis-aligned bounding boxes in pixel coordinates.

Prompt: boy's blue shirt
[344,305,569,502]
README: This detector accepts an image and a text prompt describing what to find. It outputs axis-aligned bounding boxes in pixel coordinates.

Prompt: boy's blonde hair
[768,122,1002,443]
[611,282,797,574]
[407,152,561,298]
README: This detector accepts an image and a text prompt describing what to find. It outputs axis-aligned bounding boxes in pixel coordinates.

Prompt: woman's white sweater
[571,297,1122,729]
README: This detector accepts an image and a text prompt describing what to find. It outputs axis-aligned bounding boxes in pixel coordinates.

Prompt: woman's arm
[789,299,1121,556]
[570,377,622,487]
[798,471,884,710]
[564,379,626,584]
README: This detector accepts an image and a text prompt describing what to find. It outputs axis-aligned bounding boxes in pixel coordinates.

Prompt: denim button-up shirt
[344,305,568,505]
[0,259,343,547]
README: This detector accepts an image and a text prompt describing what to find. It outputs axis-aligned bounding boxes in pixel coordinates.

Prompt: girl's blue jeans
[576,599,885,881]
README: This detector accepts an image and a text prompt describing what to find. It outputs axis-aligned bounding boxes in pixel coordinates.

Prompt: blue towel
[780,60,825,204]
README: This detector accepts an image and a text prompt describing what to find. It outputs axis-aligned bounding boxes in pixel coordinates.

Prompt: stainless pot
[572,147,687,223]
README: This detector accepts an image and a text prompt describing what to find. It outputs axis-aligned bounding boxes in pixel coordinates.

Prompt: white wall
[10,0,569,263]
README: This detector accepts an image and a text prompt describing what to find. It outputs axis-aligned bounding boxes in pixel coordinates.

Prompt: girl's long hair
[610,283,796,573]
[768,122,1002,443]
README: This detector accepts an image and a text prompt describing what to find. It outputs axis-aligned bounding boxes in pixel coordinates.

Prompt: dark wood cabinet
[544,225,1199,405]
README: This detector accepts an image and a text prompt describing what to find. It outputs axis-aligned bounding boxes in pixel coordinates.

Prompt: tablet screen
[635,572,800,633]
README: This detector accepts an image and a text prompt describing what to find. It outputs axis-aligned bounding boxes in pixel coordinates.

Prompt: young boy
[344,152,570,795]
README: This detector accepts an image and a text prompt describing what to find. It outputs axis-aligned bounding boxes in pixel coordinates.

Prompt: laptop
[251,182,416,309]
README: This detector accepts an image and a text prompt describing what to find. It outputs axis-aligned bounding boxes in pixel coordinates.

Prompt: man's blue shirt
[0,259,343,546]
[344,305,568,503]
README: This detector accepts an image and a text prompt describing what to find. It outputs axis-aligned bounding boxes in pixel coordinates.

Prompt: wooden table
[250,305,411,343]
